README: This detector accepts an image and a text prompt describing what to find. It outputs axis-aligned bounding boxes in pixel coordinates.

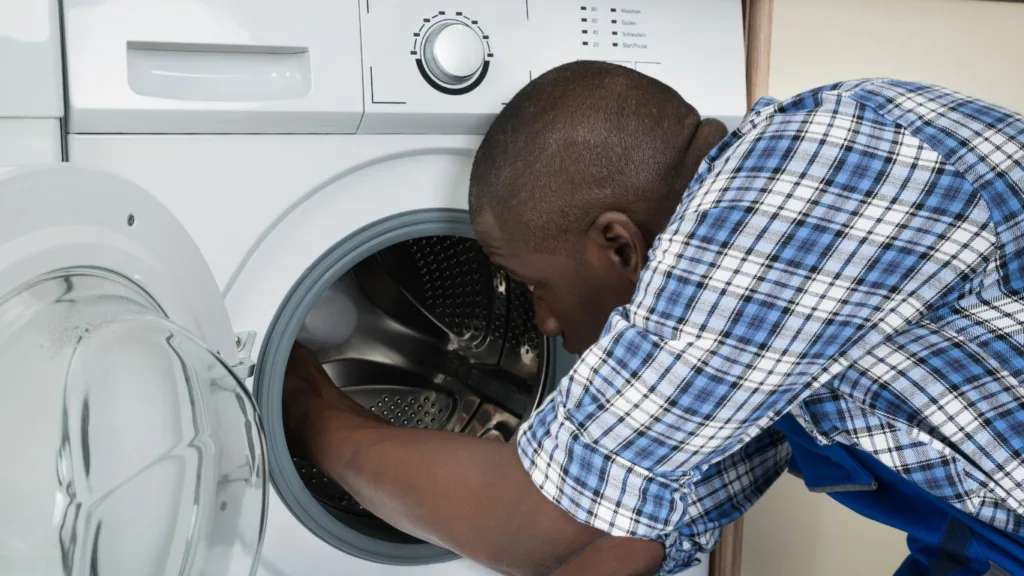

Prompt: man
[284,61,1024,575]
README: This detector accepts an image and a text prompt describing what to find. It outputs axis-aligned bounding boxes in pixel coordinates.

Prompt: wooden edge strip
[710,4,773,575]
[745,0,775,109]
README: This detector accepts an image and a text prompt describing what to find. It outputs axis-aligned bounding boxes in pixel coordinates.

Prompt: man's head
[469,60,727,354]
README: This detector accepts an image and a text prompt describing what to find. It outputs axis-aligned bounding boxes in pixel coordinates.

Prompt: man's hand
[282,342,380,459]
[283,342,357,407]
[280,342,664,576]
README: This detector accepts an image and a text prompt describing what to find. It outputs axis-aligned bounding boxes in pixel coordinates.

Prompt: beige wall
[767,0,1024,112]
[742,2,1024,576]
[742,474,907,576]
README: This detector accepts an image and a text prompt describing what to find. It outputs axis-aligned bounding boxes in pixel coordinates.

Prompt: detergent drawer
[62,0,364,134]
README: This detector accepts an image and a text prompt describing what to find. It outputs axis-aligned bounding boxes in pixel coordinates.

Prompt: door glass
[0,270,267,576]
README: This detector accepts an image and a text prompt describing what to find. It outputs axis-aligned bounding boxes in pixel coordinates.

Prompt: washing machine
[0,1,747,575]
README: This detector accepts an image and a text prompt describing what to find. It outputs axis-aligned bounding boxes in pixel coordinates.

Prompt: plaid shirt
[517,79,1024,574]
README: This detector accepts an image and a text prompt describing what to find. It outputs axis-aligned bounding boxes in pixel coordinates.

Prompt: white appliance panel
[0,119,62,164]
[66,134,481,290]
[360,0,747,133]
[0,0,64,120]
[62,0,365,134]
[62,0,746,135]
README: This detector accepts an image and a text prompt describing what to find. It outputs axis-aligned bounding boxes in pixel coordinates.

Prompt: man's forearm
[553,535,664,576]
[305,400,607,575]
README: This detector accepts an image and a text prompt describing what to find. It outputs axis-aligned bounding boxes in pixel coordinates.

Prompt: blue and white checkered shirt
[517,79,1024,574]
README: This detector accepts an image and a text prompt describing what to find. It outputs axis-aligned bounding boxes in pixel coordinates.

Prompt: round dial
[422,22,485,86]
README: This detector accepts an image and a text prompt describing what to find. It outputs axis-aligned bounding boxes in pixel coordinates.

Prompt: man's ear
[588,211,646,283]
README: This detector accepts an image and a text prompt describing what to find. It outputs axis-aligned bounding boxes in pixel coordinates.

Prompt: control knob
[422,21,485,86]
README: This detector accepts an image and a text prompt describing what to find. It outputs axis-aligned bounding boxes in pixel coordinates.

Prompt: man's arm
[289,373,655,576]
[287,346,787,576]
[552,535,665,576]
[285,341,665,575]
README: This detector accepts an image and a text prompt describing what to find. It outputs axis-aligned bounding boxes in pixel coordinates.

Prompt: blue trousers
[774,414,1024,576]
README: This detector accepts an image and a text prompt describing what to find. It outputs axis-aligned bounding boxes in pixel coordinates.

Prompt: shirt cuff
[516,395,701,575]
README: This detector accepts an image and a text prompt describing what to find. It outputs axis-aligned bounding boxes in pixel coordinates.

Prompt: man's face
[474,214,640,355]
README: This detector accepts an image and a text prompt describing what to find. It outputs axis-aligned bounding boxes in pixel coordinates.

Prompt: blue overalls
[774,414,1024,575]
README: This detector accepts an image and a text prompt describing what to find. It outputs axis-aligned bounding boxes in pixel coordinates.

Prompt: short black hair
[469,60,707,253]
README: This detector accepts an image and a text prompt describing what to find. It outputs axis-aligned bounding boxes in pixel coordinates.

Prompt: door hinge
[232,330,257,380]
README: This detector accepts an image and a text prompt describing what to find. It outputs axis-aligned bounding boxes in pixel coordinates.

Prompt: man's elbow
[467,523,605,576]
[484,537,601,576]
[550,535,665,576]
[488,535,664,576]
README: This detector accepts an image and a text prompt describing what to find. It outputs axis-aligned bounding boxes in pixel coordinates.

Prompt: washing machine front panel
[226,151,504,575]
[0,165,268,576]
[66,134,483,292]
[224,151,477,361]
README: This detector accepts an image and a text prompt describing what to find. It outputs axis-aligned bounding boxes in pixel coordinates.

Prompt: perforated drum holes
[403,236,495,341]
[348,386,453,429]
[508,282,542,360]
[295,457,371,516]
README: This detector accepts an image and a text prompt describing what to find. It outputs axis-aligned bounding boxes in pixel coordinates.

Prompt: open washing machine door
[0,165,267,575]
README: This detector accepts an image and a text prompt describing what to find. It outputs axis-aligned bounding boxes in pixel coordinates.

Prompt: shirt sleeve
[661,427,791,573]
[517,91,995,571]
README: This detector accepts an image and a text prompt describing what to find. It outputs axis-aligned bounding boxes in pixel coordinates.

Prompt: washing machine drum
[290,235,553,527]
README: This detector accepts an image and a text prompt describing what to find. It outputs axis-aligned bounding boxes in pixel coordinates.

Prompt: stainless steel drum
[289,235,549,526]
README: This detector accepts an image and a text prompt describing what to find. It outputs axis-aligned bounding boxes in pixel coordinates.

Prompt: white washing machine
[0,1,746,575]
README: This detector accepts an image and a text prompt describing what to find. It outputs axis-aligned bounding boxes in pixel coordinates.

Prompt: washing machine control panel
[60,0,745,136]
[359,0,746,134]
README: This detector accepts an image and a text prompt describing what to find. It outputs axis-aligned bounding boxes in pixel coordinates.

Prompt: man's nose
[533,298,562,338]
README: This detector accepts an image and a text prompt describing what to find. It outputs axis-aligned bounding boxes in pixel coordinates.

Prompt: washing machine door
[0,165,267,576]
